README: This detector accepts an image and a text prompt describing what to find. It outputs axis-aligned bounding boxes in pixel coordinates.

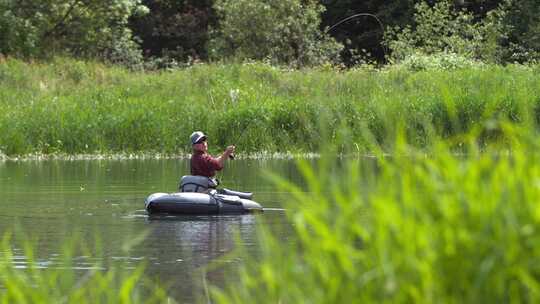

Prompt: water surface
[0,158,302,302]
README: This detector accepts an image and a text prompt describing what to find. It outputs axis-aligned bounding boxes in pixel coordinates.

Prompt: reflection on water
[142,213,273,302]
[0,158,295,302]
[145,214,259,266]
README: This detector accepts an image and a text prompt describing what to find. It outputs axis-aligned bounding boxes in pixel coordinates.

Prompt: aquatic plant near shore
[211,124,540,303]
[0,232,169,303]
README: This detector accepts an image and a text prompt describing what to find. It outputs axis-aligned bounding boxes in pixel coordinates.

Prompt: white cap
[190,131,207,145]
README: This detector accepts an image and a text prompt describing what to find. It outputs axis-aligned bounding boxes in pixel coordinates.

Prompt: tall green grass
[211,124,540,303]
[1,57,539,156]
[0,231,169,303]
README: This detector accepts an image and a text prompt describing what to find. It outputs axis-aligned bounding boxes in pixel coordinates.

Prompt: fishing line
[262,208,286,212]
[103,197,147,203]
[324,13,388,62]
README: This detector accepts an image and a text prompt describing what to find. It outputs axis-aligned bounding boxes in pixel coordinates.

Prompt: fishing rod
[226,116,254,160]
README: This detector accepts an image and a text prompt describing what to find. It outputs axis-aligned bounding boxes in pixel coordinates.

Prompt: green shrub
[0,0,148,67]
[210,0,342,67]
[391,52,485,71]
[498,0,540,63]
[385,0,508,64]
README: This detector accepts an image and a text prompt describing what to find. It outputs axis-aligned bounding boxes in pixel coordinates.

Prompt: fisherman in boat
[190,131,235,179]
[144,131,260,213]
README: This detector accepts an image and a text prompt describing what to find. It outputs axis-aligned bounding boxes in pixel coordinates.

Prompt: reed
[211,123,540,303]
[1,58,539,156]
[0,231,169,303]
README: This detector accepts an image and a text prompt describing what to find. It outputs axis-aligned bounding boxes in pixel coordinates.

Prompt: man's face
[193,140,208,152]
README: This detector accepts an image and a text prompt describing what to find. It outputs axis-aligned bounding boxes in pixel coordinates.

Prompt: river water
[0,158,304,302]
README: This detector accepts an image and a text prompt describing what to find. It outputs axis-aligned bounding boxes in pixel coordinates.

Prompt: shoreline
[0,151,322,162]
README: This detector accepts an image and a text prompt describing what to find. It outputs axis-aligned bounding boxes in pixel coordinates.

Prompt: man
[190,131,235,178]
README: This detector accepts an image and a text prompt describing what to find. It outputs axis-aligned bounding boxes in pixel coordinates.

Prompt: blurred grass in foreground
[1,57,539,156]
[211,123,540,303]
[0,232,169,303]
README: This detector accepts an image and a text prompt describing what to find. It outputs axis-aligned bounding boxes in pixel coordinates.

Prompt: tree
[500,0,540,62]
[0,0,148,64]
[321,0,416,65]
[129,0,215,63]
[384,0,508,63]
[210,0,342,67]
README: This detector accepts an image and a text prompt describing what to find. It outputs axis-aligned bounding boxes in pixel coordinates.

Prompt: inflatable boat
[145,176,263,215]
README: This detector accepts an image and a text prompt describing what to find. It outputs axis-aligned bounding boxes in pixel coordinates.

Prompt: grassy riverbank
[212,125,540,303]
[1,57,539,157]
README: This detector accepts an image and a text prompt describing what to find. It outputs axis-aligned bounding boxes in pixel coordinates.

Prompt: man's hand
[225,145,235,154]
[226,145,236,159]
[217,145,236,166]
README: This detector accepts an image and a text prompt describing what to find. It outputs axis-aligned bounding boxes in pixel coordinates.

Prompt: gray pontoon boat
[145,176,263,215]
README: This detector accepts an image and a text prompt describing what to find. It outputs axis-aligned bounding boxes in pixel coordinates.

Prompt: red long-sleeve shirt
[190,151,223,177]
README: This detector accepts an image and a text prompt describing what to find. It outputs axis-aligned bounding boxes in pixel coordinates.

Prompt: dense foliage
[502,0,540,62]
[385,1,506,63]
[0,0,148,64]
[130,0,214,64]
[1,0,539,66]
[384,0,538,65]
[210,0,342,67]
[320,0,415,65]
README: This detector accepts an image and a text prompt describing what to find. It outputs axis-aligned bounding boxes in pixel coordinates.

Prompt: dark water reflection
[0,158,302,302]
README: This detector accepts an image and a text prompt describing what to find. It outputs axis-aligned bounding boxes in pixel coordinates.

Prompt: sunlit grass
[211,123,540,303]
[0,58,539,156]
